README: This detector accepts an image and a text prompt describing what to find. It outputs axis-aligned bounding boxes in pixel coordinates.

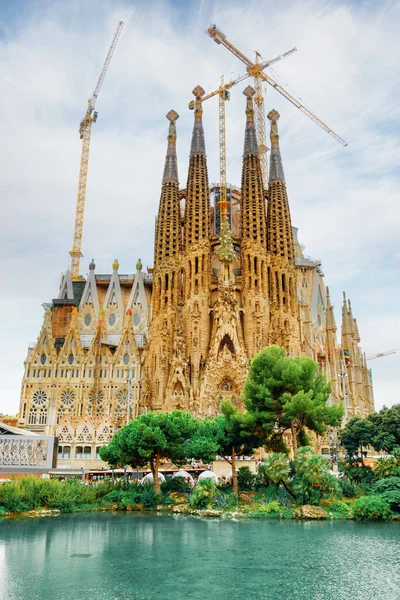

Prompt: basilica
[17,85,374,470]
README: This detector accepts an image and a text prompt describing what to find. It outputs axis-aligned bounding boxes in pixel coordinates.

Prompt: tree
[340,416,375,461]
[101,410,209,493]
[369,405,400,452]
[189,400,261,494]
[244,345,343,455]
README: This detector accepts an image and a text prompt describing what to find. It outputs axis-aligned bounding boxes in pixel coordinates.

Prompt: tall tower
[326,287,340,400]
[183,86,211,408]
[239,86,269,355]
[266,109,300,353]
[147,110,182,409]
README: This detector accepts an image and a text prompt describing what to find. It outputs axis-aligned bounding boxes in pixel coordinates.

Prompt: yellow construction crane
[366,350,396,361]
[69,21,124,281]
[207,24,347,187]
[189,48,296,216]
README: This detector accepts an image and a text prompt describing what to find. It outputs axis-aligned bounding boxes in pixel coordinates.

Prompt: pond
[0,513,399,600]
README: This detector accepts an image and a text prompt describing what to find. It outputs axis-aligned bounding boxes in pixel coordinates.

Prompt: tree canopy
[209,399,261,493]
[100,410,214,493]
[340,404,400,458]
[244,345,343,454]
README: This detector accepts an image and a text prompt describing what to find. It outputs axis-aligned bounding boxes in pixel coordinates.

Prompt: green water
[0,514,399,600]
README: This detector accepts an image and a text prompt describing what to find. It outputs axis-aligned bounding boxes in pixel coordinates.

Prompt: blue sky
[0,0,399,415]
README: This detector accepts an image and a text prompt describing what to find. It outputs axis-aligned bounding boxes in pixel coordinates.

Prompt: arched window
[28,406,37,425]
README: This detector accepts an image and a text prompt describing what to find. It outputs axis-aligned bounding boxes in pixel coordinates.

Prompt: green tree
[244,345,343,455]
[369,405,400,452]
[340,416,374,461]
[189,400,261,494]
[213,400,261,494]
[100,410,208,493]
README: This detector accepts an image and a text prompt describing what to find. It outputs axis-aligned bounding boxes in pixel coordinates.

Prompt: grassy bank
[0,476,399,522]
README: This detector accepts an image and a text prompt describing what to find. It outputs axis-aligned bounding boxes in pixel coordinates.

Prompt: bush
[237,467,255,491]
[371,477,400,511]
[352,495,392,521]
[373,456,400,480]
[248,501,294,520]
[292,450,340,506]
[0,477,100,514]
[328,500,351,520]
[340,461,374,484]
[339,477,356,498]
[256,483,292,507]
[140,485,163,509]
[214,490,238,510]
[189,479,218,510]
[161,476,191,494]
[103,488,141,509]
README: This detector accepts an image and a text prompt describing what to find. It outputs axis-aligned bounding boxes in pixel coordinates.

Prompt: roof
[0,422,39,436]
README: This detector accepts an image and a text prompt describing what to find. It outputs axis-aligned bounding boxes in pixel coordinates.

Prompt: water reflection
[0,514,399,600]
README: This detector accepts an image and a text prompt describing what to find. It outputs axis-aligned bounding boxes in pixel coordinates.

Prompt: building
[17,85,374,470]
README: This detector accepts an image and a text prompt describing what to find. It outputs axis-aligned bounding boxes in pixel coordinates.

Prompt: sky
[0,0,399,415]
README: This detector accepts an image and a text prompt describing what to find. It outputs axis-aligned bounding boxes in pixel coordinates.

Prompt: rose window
[61,390,75,406]
[117,390,128,406]
[32,390,47,406]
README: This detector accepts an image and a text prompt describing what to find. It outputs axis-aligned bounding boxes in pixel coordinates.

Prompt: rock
[201,510,222,518]
[300,505,327,520]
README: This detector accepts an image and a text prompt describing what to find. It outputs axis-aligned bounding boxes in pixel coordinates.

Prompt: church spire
[243,85,259,157]
[240,86,266,246]
[154,110,181,268]
[184,85,210,248]
[162,110,179,183]
[326,286,337,333]
[190,85,206,156]
[268,109,285,182]
[266,109,294,262]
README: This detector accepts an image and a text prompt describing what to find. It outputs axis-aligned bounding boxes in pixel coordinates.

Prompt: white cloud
[0,0,399,415]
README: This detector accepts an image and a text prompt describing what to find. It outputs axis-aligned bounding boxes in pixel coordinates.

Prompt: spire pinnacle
[162,110,179,183]
[267,109,285,182]
[243,86,259,157]
[190,85,206,156]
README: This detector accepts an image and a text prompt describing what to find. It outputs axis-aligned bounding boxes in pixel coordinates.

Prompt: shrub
[352,495,392,521]
[214,490,238,510]
[248,501,294,520]
[340,461,374,484]
[292,449,340,506]
[237,467,255,491]
[373,456,400,480]
[257,483,292,507]
[371,477,400,511]
[161,476,191,494]
[189,479,217,510]
[339,476,356,498]
[140,486,163,509]
[328,500,351,520]
[103,488,141,509]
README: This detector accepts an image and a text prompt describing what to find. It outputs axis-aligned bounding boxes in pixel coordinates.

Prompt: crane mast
[190,48,296,215]
[207,23,347,157]
[69,21,124,281]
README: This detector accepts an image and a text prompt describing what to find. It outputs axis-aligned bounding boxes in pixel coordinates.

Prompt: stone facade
[17,85,374,469]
